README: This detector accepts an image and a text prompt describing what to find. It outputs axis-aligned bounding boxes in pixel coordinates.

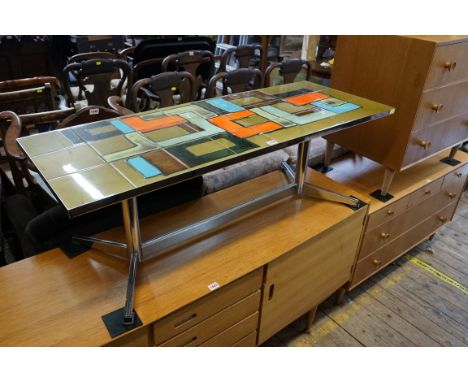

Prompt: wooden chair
[218,44,262,73]
[63,58,132,107]
[0,106,121,195]
[0,76,64,163]
[162,50,215,99]
[108,71,196,113]
[0,76,60,115]
[132,58,165,83]
[207,68,263,98]
[118,46,135,62]
[67,51,117,64]
[264,58,312,87]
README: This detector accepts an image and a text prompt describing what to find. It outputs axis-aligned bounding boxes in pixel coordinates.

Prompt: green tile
[47,164,133,211]
[33,144,105,180]
[18,130,78,157]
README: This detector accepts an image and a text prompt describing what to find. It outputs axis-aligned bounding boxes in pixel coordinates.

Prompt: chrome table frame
[74,140,362,325]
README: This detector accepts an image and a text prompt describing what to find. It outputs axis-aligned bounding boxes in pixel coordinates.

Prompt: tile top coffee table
[17,80,394,333]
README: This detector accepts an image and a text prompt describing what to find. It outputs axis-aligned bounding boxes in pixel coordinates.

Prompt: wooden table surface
[0,169,369,346]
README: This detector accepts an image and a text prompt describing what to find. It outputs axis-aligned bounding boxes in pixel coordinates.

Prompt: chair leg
[305,306,318,334]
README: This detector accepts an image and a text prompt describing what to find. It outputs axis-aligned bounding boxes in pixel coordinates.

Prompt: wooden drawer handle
[424,189,432,195]
[380,232,391,239]
[372,259,382,266]
[418,140,432,150]
[443,61,457,71]
[447,192,457,199]
[455,172,463,178]
[386,209,395,216]
[431,103,444,113]
[438,216,448,223]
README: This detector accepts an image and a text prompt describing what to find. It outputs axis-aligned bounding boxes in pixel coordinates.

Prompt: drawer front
[425,42,468,89]
[366,195,409,231]
[407,177,443,208]
[360,190,453,259]
[152,268,262,345]
[157,291,261,347]
[232,331,257,347]
[442,163,468,197]
[404,113,468,166]
[200,312,258,347]
[352,202,458,288]
[415,80,468,130]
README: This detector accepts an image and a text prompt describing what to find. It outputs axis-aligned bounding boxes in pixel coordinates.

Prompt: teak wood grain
[0,168,368,346]
[326,150,468,214]
[326,35,468,174]
[258,205,367,344]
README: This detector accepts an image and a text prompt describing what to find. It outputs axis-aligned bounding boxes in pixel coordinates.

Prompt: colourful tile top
[17,81,394,217]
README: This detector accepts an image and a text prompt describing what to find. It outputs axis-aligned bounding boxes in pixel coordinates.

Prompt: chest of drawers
[325,150,468,289]
[324,35,468,197]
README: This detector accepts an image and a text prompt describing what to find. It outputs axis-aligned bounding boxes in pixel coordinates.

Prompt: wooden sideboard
[326,150,468,289]
[324,35,468,197]
[0,169,368,346]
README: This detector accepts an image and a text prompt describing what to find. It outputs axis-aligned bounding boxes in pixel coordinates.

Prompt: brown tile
[111,150,188,187]
[142,150,188,174]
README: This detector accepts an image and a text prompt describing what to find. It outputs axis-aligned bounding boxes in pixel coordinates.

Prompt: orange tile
[122,115,187,132]
[231,128,256,138]
[226,109,255,120]
[250,121,283,134]
[209,116,241,132]
[284,92,329,106]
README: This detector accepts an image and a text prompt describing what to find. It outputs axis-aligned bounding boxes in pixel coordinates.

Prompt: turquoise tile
[127,157,162,178]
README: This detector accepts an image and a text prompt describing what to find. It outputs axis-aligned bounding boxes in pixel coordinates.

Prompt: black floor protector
[102,307,143,338]
[440,157,461,166]
[312,162,334,173]
[344,197,367,211]
[59,239,92,259]
[370,189,394,202]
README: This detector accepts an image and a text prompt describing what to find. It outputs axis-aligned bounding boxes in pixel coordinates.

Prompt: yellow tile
[186,139,234,156]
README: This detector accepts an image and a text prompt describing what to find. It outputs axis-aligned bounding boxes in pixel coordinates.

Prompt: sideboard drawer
[404,113,468,166]
[442,164,468,197]
[232,331,258,347]
[200,312,259,347]
[153,268,262,345]
[157,291,261,347]
[425,42,468,89]
[352,201,458,288]
[366,194,409,231]
[360,191,454,259]
[407,177,443,208]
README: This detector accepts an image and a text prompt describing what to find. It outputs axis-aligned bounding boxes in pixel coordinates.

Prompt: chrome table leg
[295,140,310,196]
[122,197,142,325]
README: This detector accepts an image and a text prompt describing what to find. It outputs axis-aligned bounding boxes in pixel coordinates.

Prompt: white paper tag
[266,139,279,146]
[208,282,220,291]
[89,108,100,115]
[189,51,194,56]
